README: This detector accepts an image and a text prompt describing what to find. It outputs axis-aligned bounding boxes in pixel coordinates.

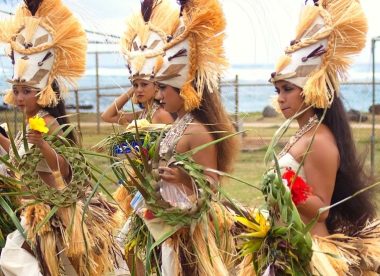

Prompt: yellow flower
[29,115,49,134]
[235,209,271,239]
[127,119,150,130]
[235,209,271,255]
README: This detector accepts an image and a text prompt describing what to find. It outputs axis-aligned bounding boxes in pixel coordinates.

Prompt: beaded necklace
[139,102,160,121]
[159,113,194,158]
[278,114,319,159]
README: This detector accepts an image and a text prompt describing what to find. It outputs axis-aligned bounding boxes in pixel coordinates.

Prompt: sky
[0,0,380,65]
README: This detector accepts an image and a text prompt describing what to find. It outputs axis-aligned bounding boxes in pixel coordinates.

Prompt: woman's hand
[159,166,192,187]
[26,130,47,149]
[159,166,195,197]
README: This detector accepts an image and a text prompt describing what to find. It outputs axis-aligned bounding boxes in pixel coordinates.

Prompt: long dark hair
[43,81,77,145]
[24,0,42,15]
[190,86,239,173]
[314,96,376,235]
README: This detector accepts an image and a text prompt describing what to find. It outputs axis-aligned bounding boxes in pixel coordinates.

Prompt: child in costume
[0,1,120,275]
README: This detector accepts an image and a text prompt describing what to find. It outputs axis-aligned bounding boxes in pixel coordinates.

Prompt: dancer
[0,1,120,275]
[100,7,175,126]
[119,0,240,274]
[102,3,176,275]
[265,0,379,274]
[101,80,173,125]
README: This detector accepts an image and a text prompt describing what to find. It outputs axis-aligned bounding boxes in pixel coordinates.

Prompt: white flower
[127,119,150,129]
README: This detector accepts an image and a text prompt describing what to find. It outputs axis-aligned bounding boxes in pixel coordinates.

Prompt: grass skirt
[238,220,380,275]
[1,193,122,276]
[158,202,237,276]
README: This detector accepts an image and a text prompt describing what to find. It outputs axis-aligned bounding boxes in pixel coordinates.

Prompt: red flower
[144,209,155,220]
[282,168,311,205]
[141,147,149,159]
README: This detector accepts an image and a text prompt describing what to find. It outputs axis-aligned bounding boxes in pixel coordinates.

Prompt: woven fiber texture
[18,138,91,207]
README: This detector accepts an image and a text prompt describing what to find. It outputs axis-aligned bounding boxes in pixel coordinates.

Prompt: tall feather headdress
[122,0,227,111]
[270,0,368,108]
[1,0,87,107]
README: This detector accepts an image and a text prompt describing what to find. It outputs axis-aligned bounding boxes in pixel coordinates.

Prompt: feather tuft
[275,55,291,74]
[3,89,15,105]
[15,58,28,78]
[295,5,320,40]
[36,85,58,107]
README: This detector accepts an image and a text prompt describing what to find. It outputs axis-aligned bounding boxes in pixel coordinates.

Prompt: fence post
[370,38,376,176]
[74,89,81,136]
[234,74,239,130]
[95,51,100,134]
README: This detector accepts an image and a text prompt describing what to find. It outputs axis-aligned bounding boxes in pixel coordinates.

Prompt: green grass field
[1,110,379,205]
[74,113,380,206]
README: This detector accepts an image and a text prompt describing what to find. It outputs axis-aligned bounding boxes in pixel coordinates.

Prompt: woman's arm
[0,133,10,154]
[101,89,140,125]
[188,126,218,183]
[27,117,70,182]
[159,124,218,191]
[297,135,339,222]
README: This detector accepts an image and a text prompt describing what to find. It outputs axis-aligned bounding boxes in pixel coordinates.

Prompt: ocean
[1,52,379,113]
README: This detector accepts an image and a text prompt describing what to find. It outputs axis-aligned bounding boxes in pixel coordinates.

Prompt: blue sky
[1,0,380,65]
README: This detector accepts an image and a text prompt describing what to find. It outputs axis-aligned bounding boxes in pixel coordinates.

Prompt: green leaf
[145,232,153,275]
[6,122,20,161]
[181,130,245,159]
[22,113,29,153]
[264,118,292,164]
[0,155,18,172]
[0,195,25,239]
[209,206,220,245]
[34,205,59,234]
[147,225,181,254]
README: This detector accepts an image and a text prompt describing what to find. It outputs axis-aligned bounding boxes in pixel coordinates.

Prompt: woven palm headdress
[1,0,87,107]
[270,0,367,108]
[121,0,227,111]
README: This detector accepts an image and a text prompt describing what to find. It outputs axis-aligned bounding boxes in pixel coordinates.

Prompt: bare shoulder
[305,124,339,165]
[153,107,174,124]
[185,120,209,134]
[43,114,60,134]
[43,114,58,126]
[184,120,213,146]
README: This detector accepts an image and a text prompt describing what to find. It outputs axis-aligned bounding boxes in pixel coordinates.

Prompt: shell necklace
[278,114,319,159]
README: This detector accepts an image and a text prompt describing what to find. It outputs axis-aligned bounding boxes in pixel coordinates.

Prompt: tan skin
[101,79,173,125]
[0,85,71,189]
[275,80,339,236]
[126,83,218,276]
[102,80,173,275]
[156,83,218,193]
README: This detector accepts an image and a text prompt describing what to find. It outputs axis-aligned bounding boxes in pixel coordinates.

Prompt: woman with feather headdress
[117,0,241,274]
[0,1,121,275]
[237,0,380,275]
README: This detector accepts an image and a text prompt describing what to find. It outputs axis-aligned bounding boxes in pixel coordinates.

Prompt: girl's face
[274,80,306,119]
[132,79,156,104]
[156,83,184,113]
[13,85,40,117]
